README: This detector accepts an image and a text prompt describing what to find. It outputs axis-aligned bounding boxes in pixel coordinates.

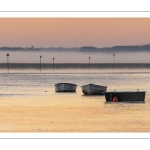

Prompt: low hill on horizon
[0,44,150,53]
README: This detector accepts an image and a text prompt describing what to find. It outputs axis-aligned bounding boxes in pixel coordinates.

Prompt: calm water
[0,69,150,97]
[0,69,150,132]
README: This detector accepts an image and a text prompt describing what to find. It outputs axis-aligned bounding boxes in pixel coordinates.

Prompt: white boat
[81,84,107,95]
[55,83,77,92]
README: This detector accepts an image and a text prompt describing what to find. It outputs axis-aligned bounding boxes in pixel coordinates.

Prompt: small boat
[104,91,146,102]
[81,84,107,95]
[55,83,77,92]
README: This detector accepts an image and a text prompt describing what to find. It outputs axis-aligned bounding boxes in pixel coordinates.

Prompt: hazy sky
[0,18,150,48]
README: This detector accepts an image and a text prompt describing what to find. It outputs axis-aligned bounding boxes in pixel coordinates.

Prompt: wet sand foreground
[0,93,150,132]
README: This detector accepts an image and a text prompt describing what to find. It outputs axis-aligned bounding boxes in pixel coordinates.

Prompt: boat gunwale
[55,83,77,86]
[81,84,107,88]
[104,91,146,94]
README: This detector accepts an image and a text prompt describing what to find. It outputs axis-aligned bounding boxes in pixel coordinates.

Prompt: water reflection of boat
[81,84,107,95]
[104,91,146,102]
[55,83,77,92]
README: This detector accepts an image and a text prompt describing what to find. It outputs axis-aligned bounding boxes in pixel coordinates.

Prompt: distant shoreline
[1,63,150,69]
[1,44,150,53]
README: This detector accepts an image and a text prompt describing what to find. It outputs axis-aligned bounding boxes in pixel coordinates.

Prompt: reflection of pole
[40,55,42,73]
[53,57,54,72]
[89,57,91,69]
[7,53,9,73]
[113,54,115,63]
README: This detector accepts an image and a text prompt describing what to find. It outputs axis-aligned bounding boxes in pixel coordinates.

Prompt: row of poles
[6,53,116,73]
[38,55,55,73]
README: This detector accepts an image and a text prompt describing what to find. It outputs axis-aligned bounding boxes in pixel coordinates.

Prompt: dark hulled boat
[104,91,145,102]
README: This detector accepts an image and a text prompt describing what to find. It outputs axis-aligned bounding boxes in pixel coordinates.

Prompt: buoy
[113,96,118,102]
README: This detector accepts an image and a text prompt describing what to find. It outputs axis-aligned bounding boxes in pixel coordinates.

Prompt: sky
[0,18,150,48]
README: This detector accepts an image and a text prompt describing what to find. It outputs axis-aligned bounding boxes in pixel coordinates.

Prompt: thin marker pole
[40,55,42,73]
[89,57,91,69]
[7,53,9,73]
[53,57,54,72]
[113,54,115,63]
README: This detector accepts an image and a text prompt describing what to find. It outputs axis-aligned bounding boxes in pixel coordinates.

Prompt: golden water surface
[0,88,150,132]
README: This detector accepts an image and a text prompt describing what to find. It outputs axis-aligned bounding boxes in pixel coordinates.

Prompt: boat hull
[104,91,145,102]
[81,84,107,95]
[55,83,77,92]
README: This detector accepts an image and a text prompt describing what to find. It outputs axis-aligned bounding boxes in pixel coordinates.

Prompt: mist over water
[0,51,150,63]
[1,51,150,73]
